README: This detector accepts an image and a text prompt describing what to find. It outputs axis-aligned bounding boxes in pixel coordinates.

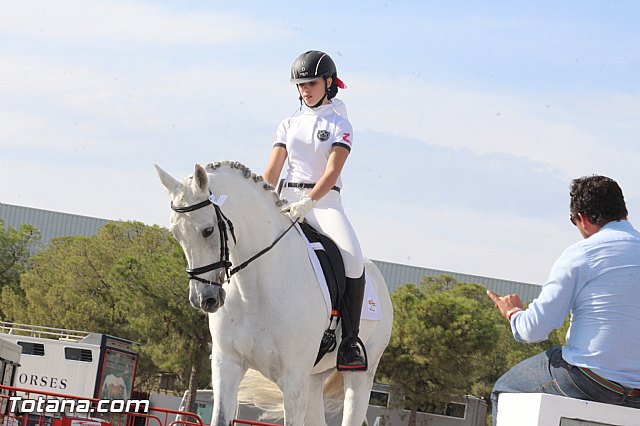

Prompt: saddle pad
[295,223,382,321]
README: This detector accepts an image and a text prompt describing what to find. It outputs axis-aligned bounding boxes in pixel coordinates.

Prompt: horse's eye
[202,227,214,238]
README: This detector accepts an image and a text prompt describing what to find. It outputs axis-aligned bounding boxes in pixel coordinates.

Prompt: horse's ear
[155,164,183,195]
[193,164,209,194]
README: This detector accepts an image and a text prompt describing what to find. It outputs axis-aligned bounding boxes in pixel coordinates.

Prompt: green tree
[0,218,40,317]
[377,275,500,426]
[1,221,211,396]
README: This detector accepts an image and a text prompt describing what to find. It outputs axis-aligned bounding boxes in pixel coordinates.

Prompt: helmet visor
[290,75,323,84]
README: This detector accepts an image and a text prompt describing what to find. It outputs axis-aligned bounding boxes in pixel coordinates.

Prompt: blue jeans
[491,346,640,425]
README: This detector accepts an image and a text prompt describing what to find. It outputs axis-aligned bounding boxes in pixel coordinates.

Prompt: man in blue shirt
[487,175,640,425]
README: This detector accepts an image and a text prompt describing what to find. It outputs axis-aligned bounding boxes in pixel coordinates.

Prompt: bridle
[171,191,297,287]
[171,191,236,287]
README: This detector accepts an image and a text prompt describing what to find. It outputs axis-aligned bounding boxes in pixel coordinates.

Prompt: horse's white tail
[237,369,345,420]
[236,370,283,421]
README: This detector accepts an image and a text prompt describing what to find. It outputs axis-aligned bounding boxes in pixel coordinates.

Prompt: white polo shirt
[274,98,353,188]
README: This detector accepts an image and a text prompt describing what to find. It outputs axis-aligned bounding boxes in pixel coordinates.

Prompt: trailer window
[444,402,466,418]
[64,347,93,362]
[17,342,45,356]
[369,390,390,408]
[402,399,467,418]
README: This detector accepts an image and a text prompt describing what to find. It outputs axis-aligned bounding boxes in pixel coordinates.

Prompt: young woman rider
[263,50,367,371]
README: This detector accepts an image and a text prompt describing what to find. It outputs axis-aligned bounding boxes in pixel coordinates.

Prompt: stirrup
[314,311,340,366]
[314,328,337,366]
[337,336,368,372]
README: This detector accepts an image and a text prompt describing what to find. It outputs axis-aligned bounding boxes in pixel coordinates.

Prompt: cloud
[0,156,169,226]
[0,110,102,154]
[345,130,570,220]
[352,200,578,285]
[0,1,288,45]
[348,74,640,181]
[0,53,290,164]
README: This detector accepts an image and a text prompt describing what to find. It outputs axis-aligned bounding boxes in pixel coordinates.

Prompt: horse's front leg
[211,355,246,426]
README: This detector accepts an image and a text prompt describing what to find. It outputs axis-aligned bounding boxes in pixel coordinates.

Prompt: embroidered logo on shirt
[317,130,330,141]
[342,132,352,146]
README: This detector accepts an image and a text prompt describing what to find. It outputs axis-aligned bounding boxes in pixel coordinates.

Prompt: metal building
[0,202,109,247]
[374,259,541,302]
[1,202,542,302]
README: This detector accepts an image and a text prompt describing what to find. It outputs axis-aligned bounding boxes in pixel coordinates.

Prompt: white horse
[156,161,393,426]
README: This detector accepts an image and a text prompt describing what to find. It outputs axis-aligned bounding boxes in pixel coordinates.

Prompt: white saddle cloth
[295,224,382,321]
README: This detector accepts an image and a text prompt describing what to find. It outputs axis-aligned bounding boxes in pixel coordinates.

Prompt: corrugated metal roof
[371,259,541,302]
[0,202,109,247]
[1,202,542,301]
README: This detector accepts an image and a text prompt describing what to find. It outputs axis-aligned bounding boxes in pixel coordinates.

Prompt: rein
[171,191,297,287]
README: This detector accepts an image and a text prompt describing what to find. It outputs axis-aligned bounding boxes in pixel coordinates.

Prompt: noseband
[171,191,297,288]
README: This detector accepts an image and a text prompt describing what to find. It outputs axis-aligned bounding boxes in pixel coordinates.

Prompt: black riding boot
[337,271,368,371]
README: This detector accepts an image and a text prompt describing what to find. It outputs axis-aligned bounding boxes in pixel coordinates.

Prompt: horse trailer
[0,322,138,401]
[0,336,22,419]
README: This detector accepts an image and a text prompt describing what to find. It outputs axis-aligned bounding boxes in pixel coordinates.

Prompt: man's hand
[282,195,315,221]
[487,290,524,321]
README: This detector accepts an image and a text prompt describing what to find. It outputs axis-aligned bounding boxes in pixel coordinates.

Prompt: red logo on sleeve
[342,133,351,146]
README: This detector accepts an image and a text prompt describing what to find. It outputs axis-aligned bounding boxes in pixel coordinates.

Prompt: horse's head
[156,163,228,313]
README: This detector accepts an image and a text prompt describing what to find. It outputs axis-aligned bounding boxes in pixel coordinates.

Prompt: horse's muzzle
[201,290,226,313]
[189,281,226,313]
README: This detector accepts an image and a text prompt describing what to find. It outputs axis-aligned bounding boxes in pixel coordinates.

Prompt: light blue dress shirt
[512,220,640,388]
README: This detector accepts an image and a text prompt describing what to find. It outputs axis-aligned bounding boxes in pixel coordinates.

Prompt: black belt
[579,367,640,397]
[285,182,341,193]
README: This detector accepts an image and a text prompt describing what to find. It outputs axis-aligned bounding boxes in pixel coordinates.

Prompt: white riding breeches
[282,187,364,278]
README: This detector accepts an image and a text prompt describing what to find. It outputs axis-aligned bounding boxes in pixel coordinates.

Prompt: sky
[1,1,639,285]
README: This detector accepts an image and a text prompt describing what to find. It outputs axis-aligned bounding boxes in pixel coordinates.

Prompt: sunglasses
[569,213,579,226]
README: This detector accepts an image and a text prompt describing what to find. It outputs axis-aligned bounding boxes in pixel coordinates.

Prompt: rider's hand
[282,195,315,221]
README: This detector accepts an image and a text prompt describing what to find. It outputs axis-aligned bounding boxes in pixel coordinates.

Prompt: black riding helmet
[290,50,346,106]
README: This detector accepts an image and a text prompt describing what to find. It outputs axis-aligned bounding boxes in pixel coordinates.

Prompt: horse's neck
[210,176,327,354]
[222,183,312,297]
[220,180,298,266]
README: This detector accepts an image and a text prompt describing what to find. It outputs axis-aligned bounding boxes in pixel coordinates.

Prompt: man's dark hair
[570,175,628,227]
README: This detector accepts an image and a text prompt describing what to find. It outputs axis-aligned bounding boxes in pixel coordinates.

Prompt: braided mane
[205,160,288,208]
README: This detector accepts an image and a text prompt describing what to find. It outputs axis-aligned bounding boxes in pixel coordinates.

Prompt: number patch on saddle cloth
[317,130,330,141]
